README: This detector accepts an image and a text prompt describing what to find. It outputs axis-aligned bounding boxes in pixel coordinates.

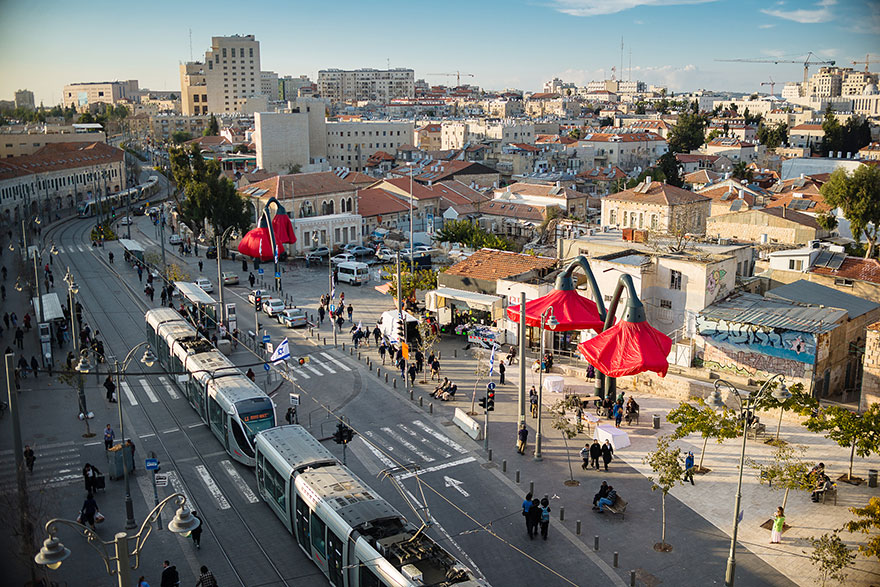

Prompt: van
[337,261,370,285]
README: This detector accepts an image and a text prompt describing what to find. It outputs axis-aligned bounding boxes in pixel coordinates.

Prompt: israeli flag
[488,343,496,377]
[270,338,291,364]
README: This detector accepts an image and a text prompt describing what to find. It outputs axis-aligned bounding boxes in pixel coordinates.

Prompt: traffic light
[255,293,262,312]
[111,208,116,219]
[478,395,487,410]
[333,422,354,444]
[487,389,495,412]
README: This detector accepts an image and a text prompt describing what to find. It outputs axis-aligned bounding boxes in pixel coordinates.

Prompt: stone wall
[860,323,880,411]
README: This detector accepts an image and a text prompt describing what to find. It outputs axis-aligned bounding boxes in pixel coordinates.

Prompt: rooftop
[0,142,123,181]
[766,279,880,319]
[604,180,710,206]
[699,292,846,334]
[239,171,356,200]
[810,256,880,285]
[445,248,556,280]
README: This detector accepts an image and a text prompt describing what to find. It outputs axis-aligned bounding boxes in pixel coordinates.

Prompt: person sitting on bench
[624,398,639,425]
[811,474,833,502]
[432,378,451,398]
[595,485,617,513]
[439,384,457,401]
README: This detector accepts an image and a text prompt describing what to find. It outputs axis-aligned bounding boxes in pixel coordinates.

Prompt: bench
[746,421,767,439]
[625,410,640,426]
[605,496,628,520]
[815,484,838,505]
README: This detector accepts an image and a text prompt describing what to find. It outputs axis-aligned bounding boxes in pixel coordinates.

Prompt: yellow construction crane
[851,54,875,73]
[761,76,776,96]
[426,71,475,86]
[715,52,836,85]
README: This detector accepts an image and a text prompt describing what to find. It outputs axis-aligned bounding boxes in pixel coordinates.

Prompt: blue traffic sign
[330,304,336,312]
[487,382,496,391]
[255,289,261,296]
[264,363,270,371]
[258,268,265,275]
[262,334,271,343]
[275,271,281,278]
[145,458,159,471]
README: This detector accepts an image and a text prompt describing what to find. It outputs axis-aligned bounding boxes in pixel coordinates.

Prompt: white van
[337,261,370,285]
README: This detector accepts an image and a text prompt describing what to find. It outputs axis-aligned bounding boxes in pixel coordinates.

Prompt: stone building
[860,323,880,410]
[601,179,711,235]
[706,207,829,246]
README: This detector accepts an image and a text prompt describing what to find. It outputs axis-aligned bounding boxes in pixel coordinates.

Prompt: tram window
[310,513,326,557]
[231,420,255,458]
[295,495,309,548]
[359,565,386,587]
[208,397,224,433]
[327,530,344,586]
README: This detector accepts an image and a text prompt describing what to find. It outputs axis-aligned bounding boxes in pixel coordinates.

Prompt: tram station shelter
[174,281,219,330]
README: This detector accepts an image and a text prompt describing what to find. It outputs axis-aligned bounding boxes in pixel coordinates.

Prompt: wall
[706,211,824,246]
[254,112,310,174]
[860,324,880,410]
[0,131,107,158]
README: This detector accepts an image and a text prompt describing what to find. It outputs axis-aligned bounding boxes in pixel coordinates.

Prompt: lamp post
[6,352,35,582]
[206,226,240,328]
[34,492,200,587]
[65,269,94,438]
[407,162,415,269]
[12,224,59,363]
[534,306,558,461]
[78,342,156,530]
[705,375,791,587]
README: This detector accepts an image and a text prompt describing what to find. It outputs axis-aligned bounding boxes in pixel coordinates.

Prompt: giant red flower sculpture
[577,320,672,378]
[272,212,296,245]
[238,227,282,261]
[506,288,605,332]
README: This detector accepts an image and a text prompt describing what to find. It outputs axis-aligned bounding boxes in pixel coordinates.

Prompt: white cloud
[761,0,836,24]
[758,23,775,28]
[550,0,717,17]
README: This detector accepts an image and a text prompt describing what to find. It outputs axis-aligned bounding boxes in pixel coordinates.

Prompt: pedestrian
[601,440,614,471]
[408,363,417,386]
[580,443,590,470]
[318,305,325,325]
[613,403,623,428]
[249,272,256,288]
[104,375,117,403]
[137,577,150,587]
[285,406,297,425]
[589,439,602,470]
[373,326,381,346]
[195,565,217,587]
[79,492,100,530]
[516,424,528,455]
[336,314,344,332]
[198,260,203,273]
[190,512,203,548]
[108,252,114,264]
[161,288,167,305]
[137,265,143,282]
[595,485,617,513]
[526,498,541,540]
[3,312,8,330]
[30,356,39,378]
[430,358,440,381]
[378,342,387,364]
[770,507,785,544]
[24,312,32,331]
[14,327,24,347]
[592,481,610,508]
[414,349,423,372]
[683,451,695,485]
[522,492,534,536]
[24,444,35,473]
[346,304,353,322]
[11,311,18,326]
[104,424,115,450]
[499,361,506,385]
[539,496,551,540]
[83,463,101,493]
[398,357,406,379]
[126,439,136,471]
[160,560,180,587]
[530,386,539,418]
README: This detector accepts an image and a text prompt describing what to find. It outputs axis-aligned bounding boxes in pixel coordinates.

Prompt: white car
[278,308,308,328]
[263,298,285,317]
[193,278,214,293]
[376,248,395,262]
[169,234,183,245]
[331,252,356,264]
[118,216,133,225]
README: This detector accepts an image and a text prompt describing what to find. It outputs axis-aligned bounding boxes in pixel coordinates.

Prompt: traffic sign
[275,271,281,278]
[487,382,496,391]
[263,334,271,343]
[264,362,270,371]
[145,458,159,470]
[154,474,168,487]
[258,268,265,275]
[255,289,261,297]
[289,393,300,406]
[330,304,336,312]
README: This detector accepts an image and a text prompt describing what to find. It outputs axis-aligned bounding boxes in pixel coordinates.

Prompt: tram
[145,308,275,466]
[255,426,486,587]
[78,175,160,218]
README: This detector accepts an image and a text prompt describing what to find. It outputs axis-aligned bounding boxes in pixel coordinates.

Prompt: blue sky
[1,0,877,105]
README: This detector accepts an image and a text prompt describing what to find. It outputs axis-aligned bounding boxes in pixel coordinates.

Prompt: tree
[822,106,844,156]
[434,219,514,251]
[598,116,614,127]
[757,122,788,150]
[667,112,706,154]
[643,436,685,551]
[746,443,812,510]
[656,152,683,188]
[667,399,739,471]
[568,128,583,140]
[706,129,723,142]
[203,114,219,137]
[731,161,754,183]
[78,111,95,124]
[171,130,193,144]
[843,497,880,560]
[821,165,880,258]
[803,403,880,481]
[380,264,438,302]
[635,102,647,115]
[750,381,818,444]
[551,398,583,486]
[287,163,302,174]
[816,212,838,232]
[809,532,855,586]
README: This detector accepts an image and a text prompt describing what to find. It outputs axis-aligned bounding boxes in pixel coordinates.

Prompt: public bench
[605,496,628,520]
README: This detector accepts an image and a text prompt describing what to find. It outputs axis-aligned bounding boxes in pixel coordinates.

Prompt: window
[609,209,617,224]
[670,270,682,290]
[257,454,287,511]
[335,228,341,242]
[222,48,227,57]
[294,495,310,548]
[310,513,326,557]
[659,299,672,309]
[788,259,804,271]
[249,47,254,57]
[651,215,658,230]
[834,278,854,287]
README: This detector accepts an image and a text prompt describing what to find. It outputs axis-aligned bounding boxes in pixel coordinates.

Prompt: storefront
[425,287,504,337]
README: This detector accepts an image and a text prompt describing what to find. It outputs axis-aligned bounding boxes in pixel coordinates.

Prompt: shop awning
[427,287,504,320]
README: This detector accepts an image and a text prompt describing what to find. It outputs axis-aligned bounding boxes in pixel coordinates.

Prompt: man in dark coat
[589,439,602,470]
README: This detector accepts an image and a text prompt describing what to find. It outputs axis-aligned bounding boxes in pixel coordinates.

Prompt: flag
[488,343,496,377]
[270,338,290,364]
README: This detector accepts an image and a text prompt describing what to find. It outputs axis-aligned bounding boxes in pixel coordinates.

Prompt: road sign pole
[484,408,489,452]
[147,454,162,530]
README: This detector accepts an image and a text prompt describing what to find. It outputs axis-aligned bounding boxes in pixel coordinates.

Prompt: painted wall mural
[696,316,817,364]
[702,345,812,379]
[706,268,728,301]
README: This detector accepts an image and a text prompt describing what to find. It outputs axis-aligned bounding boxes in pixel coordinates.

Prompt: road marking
[121,381,137,406]
[443,476,470,497]
[68,246,77,254]
[380,427,435,462]
[293,368,310,379]
[187,422,206,428]
[158,376,180,399]
[139,380,159,403]
[359,437,395,468]
[398,424,452,459]
[397,456,476,481]
[314,360,336,374]
[84,441,102,447]
[220,460,260,504]
[411,420,467,454]
[165,470,191,505]
[161,428,179,434]
[139,433,156,439]
[320,352,351,371]
[305,363,323,377]
[195,465,230,510]
[77,245,85,253]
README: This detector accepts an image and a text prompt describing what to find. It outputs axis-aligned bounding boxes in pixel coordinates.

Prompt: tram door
[326,531,344,587]
[294,494,310,550]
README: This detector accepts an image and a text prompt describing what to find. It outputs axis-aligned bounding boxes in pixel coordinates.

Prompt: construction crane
[761,76,776,96]
[852,54,875,73]
[715,52,836,85]
[426,71,475,87]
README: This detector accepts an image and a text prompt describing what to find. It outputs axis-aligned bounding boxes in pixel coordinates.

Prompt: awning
[374,282,392,295]
[506,288,604,332]
[427,287,503,320]
[31,293,64,322]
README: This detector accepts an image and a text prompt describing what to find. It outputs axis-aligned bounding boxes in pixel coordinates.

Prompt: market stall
[425,286,503,334]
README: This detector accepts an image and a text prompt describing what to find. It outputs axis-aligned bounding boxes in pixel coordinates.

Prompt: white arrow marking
[443,476,469,497]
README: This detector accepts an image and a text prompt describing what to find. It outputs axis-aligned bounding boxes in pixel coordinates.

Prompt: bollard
[323,337,327,345]
[613,552,618,568]
[515,470,520,483]
[529,481,534,495]
[409,389,413,401]
[576,520,581,535]
[369,362,373,371]
[502,459,507,473]
[560,507,565,521]
[342,343,346,351]
[385,373,388,382]
[594,536,599,551]
[453,349,457,358]
[419,397,423,407]
[377,368,381,377]
[630,571,636,587]
[488,449,492,461]
[429,402,433,414]
[358,352,361,360]
[350,348,353,355]
[393,379,397,388]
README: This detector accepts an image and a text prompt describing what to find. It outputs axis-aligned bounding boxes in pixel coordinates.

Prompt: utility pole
[396,251,406,395]
[329,258,336,347]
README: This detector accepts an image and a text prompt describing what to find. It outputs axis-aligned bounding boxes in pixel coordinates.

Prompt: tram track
[47,216,294,587]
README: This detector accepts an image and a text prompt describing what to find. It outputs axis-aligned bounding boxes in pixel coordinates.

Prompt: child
[770,507,785,544]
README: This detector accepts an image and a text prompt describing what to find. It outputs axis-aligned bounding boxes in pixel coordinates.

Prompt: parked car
[306,246,330,262]
[376,248,395,262]
[193,277,214,293]
[207,246,237,260]
[331,252,356,264]
[118,216,133,226]
[263,298,285,317]
[247,290,261,305]
[222,272,239,285]
[348,245,375,258]
[278,308,308,328]
[342,243,361,253]
[169,234,183,245]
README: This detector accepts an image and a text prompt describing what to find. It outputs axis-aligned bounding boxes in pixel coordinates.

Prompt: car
[207,246,237,261]
[193,277,214,293]
[146,206,160,215]
[118,216,133,225]
[263,298,285,317]
[376,248,395,262]
[342,243,361,253]
[331,252,356,264]
[132,204,146,216]
[414,244,438,255]
[278,308,308,328]
[247,290,261,305]
[348,246,375,257]
[169,234,183,245]
[222,272,239,285]
[306,246,330,262]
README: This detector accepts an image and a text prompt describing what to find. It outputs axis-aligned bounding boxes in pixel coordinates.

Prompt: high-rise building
[280,75,313,100]
[260,71,279,100]
[180,34,265,114]
[62,81,139,110]
[14,89,34,110]
[317,68,414,103]
[179,63,208,115]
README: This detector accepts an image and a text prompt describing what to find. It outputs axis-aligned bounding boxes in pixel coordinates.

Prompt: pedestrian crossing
[285,353,351,381]
[356,419,471,477]
[0,441,83,493]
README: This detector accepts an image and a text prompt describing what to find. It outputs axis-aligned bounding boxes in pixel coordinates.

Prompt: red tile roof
[791,124,824,132]
[357,188,410,217]
[675,153,720,163]
[605,181,710,206]
[480,200,547,221]
[578,166,627,181]
[579,132,665,143]
[698,185,756,207]
[445,248,556,280]
[683,169,721,184]
[239,171,356,200]
[811,257,880,284]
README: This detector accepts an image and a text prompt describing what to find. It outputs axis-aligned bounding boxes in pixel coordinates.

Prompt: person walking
[526,498,541,540]
[285,406,297,425]
[530,386,539,418]
[579,443,591,471]
[195,566,218,587]
[346,304,353,323]
[521,492,534,537]
[190,511,203,548]
[137,265,143,282]
[372,326,381,346]
[613,402,623,428]
[335,314,344,333]
[408,363,417,386]
[539,497,551,540]
[589,439,602,470]
[83,463,101,493]
[108,252,114,264]
[79,492,100,530]
[683,451,695,485]
[24,444,35,473]
[14,327,23,349]
[198,260,203,273]
[601,440,614,471]
[318,305,325,325]
[378,342,387,365]
[499,361,506,385]
[137,576,150,587]
[104,425,115,450]
[30,356,39,378]
[104,375,117,403]
[430,358,440,381]
[770,507,785,544]
[415,349,424,373]
[160,561,180,587]
[516,424,528,455]
[249,272,256,288]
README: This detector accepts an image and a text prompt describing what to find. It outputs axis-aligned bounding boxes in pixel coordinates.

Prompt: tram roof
[297,465,401,530]
[209,373,269,405]
[31,293,63,322]
[146,307,187,327]
[256,426,338,474]
[174,281,217,304]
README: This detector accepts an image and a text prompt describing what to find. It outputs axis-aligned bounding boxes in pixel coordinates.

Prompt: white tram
[145,308,275,466]
[78,175,160,218]
[255,426,486,587]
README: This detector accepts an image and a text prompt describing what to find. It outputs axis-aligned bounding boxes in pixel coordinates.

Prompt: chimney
[799,173,804,179]
[556,180,561,188]
[837,151,842,159]
[738,189,744,199]
[645,175,652,185]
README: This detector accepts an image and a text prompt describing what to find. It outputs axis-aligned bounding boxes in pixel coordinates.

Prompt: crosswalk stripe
[359,435,395,468]
[380,427,435,462]
[77,245,85,253]
[412,420,467,454]
[139,380,159,403]
[121,381,138,406]
[195,465,230,510]
[397,456,477,481]
[320,352,351,371]
[314,360,336,374]
[220,460,260,504]
[158,376,180,399]
[305,363,322,377]
[68,246,77,254]
[292,367,310,379]
[398,424,452,459]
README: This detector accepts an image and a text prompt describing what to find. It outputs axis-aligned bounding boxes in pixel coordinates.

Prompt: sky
[0,0,877,105]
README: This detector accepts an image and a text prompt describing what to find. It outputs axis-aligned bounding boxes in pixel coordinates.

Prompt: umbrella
[271,211,296,245]
[577,319,672,378]
[506,288,605,332]
[237,227,282,262]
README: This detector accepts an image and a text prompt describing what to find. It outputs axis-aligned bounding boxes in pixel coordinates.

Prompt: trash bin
[107,444,133,480]
[869,469,878,488]
[653,414,661,429]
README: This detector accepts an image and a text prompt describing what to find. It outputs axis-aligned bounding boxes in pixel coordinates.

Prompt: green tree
[635,102,646,115]
[803,403,880,480]
[656,152,683,188]
[731,161,754,183]
[204,114,219,137]
[77,111,95,124]
[809,532,855,586]
[380,264,438,302]
[843,497,880,560]
[757,122,788,150]
[643,435,685,551]
[568,128,583,140]
[820,165,880,258]
[822,106,844,156]
[667,112,707,154]
[434,219,514,251]
[667,399,739,471]
[746,443,812,510]
[816,212,838,232]
[171,130,193,144]
[706,129,723,142]
[750,381,817,443]
[655,99,670,114]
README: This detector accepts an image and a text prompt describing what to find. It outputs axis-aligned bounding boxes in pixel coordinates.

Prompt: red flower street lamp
[237,197,296,293]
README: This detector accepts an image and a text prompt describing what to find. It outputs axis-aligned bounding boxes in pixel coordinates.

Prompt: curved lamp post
[238,196,296,294]
[11,228,59,365]
[64,268,94,438]
[533,306,559,461]
[35,492,200,587]
[705,375,791,587]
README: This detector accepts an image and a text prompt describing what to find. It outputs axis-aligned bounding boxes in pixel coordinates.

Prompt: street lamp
[211,226,240,329]
[78,341,156,529]
[10,233,60,361]
[65,268,94,437]
[705,375,791,587]
[533,306,558,461]
[35,492,200,587]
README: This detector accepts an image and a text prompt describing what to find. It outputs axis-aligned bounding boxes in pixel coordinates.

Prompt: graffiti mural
[706,268,728,300]
[702,345,811,379]
[696,316,816,364]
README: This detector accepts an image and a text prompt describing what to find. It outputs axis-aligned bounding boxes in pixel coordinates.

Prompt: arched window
[609,209,617,225]
[651,215,658,230]
[321,200,334,215]
[299,201,313,218]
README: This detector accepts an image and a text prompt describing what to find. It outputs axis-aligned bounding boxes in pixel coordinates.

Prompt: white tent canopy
[377,309,418,342]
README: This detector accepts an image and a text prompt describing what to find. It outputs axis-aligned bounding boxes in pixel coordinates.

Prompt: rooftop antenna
[189,28,193,61]
[620,37,624,84]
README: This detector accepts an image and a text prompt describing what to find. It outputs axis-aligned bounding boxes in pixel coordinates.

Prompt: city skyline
[0,0,877,104]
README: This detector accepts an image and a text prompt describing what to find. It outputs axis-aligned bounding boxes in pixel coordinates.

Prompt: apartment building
[180,35,265,115]
[601,179,710,234]
[317,68,414,103]
[576,131,667,171]
[149,114,211,141]
[280,75,313,100]
[842,70,878,96]
[179,63,208,115]
[440,120,535,150]
[14,90,34,110]
[63,80,139,111]
[1,125,107,158]
[261,71,279,100]
[326,120,413,172]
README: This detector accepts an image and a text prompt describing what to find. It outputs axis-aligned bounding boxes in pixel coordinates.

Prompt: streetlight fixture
[533,306,557,461]
[35,492,199,587]
[706,374,791,587]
